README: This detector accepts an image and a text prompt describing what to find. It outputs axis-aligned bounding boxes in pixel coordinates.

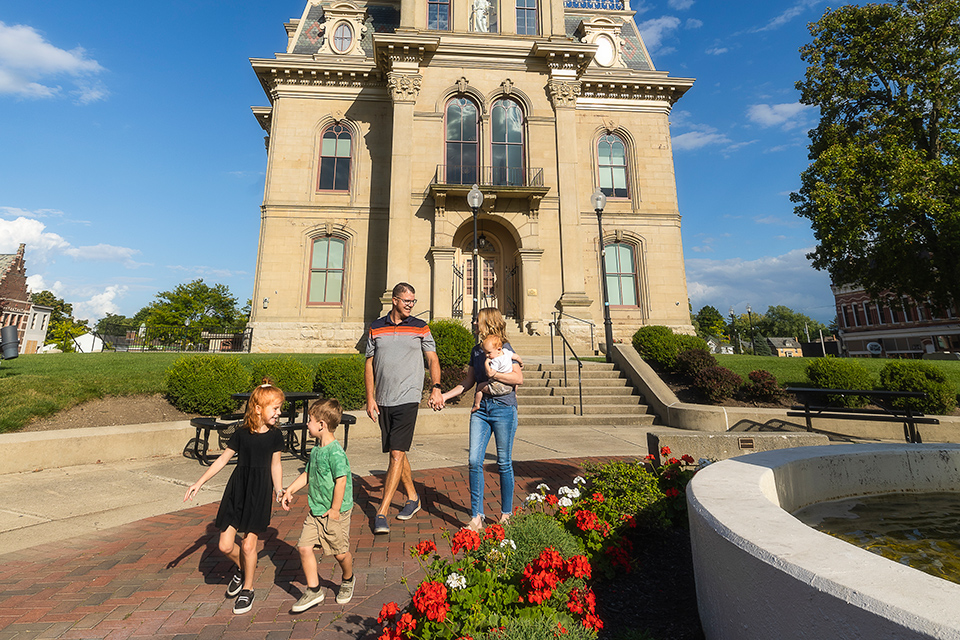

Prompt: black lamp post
[467,184,484,336]
[746,304,755,354]
[591,188,613,360]
[729,306,738,355]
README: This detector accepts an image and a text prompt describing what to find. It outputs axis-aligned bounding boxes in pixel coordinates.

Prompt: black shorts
[378,403,419,453]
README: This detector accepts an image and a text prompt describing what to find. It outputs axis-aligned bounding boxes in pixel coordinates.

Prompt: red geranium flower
[377,601,399,623]
[413,540,437,557]
[668,457,680,465]
[451,528,482,555]
[660,445,671,456]
[644,453,656,461]
[665,487,681,498]
[545,493,559,506]
[592,492,604,502]
[413,581,450,622]
[396,613,416,633]
[483,524,505,542]
[565,554,592,580]
[681,454,695,464]
[574,509,600,532]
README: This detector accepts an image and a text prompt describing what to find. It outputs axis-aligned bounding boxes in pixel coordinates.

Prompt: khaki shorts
[297,507,352,556]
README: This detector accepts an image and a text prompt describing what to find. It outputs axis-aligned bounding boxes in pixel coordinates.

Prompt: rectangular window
[604,243,638,306]
[428,0,450,30]
[516,0,537,34]
[308,238,345,304]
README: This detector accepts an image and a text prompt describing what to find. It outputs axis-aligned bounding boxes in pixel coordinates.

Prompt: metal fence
[95,324,253,353]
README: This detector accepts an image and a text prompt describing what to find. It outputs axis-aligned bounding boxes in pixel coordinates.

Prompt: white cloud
[751,0,822,33]
[169,265,248,279]
[747,102,816,131]
[0,215,140,267]
[0,21,107,102]
[685,18,703,29]
[73,285,128,321]
[668,0,694,9]
[637,16,682,54]
[25,274,63,296]
[671,127,732,151]
[705,46,728,55]
[685,248,836,323]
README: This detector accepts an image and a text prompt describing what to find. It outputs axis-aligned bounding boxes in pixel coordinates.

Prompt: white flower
[501,538,517,550]
[446,572,467,590]
[526,493,544,504]
[570,488,581,499]
[558,486,574,497]
[573,476,586,485]
[558,496,573,507]
[536,483,550,492]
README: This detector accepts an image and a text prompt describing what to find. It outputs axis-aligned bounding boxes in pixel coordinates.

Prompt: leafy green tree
[793,0,960,311]
[95,313,133,334]
[140,279,242,342]
[694,305,727,339]
[29,291,89,351]
[754,305,827,340]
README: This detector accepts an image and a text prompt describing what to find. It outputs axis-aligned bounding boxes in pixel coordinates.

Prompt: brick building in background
[832,284,960,358]
[0,244,51,354]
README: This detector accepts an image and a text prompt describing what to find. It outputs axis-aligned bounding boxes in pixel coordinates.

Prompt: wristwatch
[433,383,442,389]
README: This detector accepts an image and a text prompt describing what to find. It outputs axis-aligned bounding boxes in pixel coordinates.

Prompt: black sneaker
[225,571,243,598]
[396,497,421,521]
[373,514,389,534]
[233,589,255,614]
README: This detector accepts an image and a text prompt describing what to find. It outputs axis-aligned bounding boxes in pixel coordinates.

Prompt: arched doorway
[452,217,520,322]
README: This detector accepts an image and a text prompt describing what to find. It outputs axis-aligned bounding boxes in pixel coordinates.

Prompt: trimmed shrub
[675,348,718,380]
[804,357,872,407]
[692,365,743,403]
[631,326,678,370]
[248,356,313,393]
[741,369,784,403]
[314,355,366,410]
[676,333,710,355]
[165,355,249,416]
[504,511,581,573]
[878,361,956,415]
[429,319,474,368]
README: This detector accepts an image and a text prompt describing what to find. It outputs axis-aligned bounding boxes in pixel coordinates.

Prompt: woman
[441,308,523,530]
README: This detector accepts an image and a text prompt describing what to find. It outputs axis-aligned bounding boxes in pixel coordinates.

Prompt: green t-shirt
[306,440,353,516]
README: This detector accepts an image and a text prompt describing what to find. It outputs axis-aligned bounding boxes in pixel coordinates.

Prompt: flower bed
[376,452,708,640]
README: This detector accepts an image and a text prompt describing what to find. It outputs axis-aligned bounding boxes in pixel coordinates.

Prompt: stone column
[381,70,422,315]
[429,246,457,319]
[548,77,594,328]
[517,248,544,334]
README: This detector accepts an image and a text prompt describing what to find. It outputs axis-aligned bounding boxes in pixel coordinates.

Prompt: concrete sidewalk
[0,420,653,640]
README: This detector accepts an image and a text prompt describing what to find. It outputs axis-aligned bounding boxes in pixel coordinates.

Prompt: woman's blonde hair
[243,378,285,432]
[477,307,508,343]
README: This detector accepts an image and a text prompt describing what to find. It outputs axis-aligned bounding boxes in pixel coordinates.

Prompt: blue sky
[1,0,852,324]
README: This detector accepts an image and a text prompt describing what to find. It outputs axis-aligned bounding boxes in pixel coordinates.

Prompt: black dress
[215,427,284,534]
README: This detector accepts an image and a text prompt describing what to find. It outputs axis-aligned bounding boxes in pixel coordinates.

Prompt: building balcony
[429,165,550,215]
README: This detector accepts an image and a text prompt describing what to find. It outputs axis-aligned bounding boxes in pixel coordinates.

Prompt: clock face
[595,34,615,67]
[332,22,353,53]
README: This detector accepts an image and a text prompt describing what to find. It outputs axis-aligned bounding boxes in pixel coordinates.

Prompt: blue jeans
[468,399,518,518]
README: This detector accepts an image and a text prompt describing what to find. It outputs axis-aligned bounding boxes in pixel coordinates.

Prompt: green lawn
[716,354,960,394]
[0,352,344,434]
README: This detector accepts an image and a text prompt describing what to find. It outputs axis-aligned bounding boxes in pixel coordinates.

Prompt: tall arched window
[445,98,479,185]
[605,242,638,306]
[308,237,345,304]
[318,124,352,191]
[598,134,629,198]
[491,99,524,185]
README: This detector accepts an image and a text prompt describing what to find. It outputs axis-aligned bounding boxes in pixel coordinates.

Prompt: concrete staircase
[506,330,596,357]
[517,359,657,427]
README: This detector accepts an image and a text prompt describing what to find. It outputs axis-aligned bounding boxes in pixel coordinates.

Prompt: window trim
[428,0,451,31]
[307,236,346,306]
[444,97,481,185]
[604,241,640,308]
[515,0,538,35]
[490,98,526,186]
[597,133,630,199]
[331,22,354,54]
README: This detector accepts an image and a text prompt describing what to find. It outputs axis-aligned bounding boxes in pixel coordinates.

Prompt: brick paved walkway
[0,458,617,640]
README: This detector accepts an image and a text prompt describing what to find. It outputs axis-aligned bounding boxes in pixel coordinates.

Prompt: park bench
[785,387,939,444]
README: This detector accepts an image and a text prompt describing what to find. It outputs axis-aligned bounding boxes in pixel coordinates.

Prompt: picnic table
[188,392,354,465]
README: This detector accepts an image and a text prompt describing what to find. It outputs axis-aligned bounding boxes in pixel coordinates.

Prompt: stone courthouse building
[247,0,695,351]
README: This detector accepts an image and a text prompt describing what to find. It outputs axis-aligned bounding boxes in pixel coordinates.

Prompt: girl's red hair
[243,378,285,432]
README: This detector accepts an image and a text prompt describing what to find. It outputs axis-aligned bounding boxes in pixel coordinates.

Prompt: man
[364,283,444,534]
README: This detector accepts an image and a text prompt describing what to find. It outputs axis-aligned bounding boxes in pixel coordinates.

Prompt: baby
[473,334,522,411]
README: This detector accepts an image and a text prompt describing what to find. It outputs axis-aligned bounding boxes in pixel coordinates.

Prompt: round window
[332,22,354,53]
[595,34,616,67]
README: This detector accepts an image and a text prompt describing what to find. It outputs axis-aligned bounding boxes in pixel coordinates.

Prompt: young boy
[473,334,523,412]
[281,398,355,612]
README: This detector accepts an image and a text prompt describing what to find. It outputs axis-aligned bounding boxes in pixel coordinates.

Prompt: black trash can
[1,325,19,360]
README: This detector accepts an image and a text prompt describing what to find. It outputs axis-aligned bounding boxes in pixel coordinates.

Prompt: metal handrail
[548,321,583,417]
[551,311,596,355]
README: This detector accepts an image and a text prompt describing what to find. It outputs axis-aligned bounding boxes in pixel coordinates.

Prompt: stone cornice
[580,70,694,104]
[531,40,596,76]
[372,33,441,73]
[250,57,382,97]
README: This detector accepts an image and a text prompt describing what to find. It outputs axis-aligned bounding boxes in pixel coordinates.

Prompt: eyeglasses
[395,297,417,307]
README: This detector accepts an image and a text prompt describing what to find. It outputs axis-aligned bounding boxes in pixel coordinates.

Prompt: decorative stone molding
[579,76,694,105]
[527,194,543,219]
[500,78,514,95]
[387,72,422,102]
[433,191,446,218]
[456,76,469,94]
[578,17,627,69]
[547,79,582,108]
[315,2,368,57]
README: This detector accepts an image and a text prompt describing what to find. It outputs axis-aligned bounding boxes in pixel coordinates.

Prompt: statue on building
[471,0,490,32]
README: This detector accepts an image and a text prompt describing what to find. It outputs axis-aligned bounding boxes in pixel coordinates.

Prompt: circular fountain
[686,443,960,639]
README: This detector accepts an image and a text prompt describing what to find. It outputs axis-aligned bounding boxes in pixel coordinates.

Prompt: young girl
[184,380,286,615]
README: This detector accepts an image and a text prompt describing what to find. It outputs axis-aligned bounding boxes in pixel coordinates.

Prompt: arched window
[308,237,345,304]
[598,134,629,198]
[605,242,638,306]
[491,99,524,186]
[445,98,479,185]
[318,124,352,191]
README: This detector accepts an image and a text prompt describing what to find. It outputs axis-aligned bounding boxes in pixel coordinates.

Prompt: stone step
[518,404,576,415]
[518,385,637,397]
[531,369,623,379]
[535,362,616,372]
[526,378,633,389]
[518,413,656,427]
